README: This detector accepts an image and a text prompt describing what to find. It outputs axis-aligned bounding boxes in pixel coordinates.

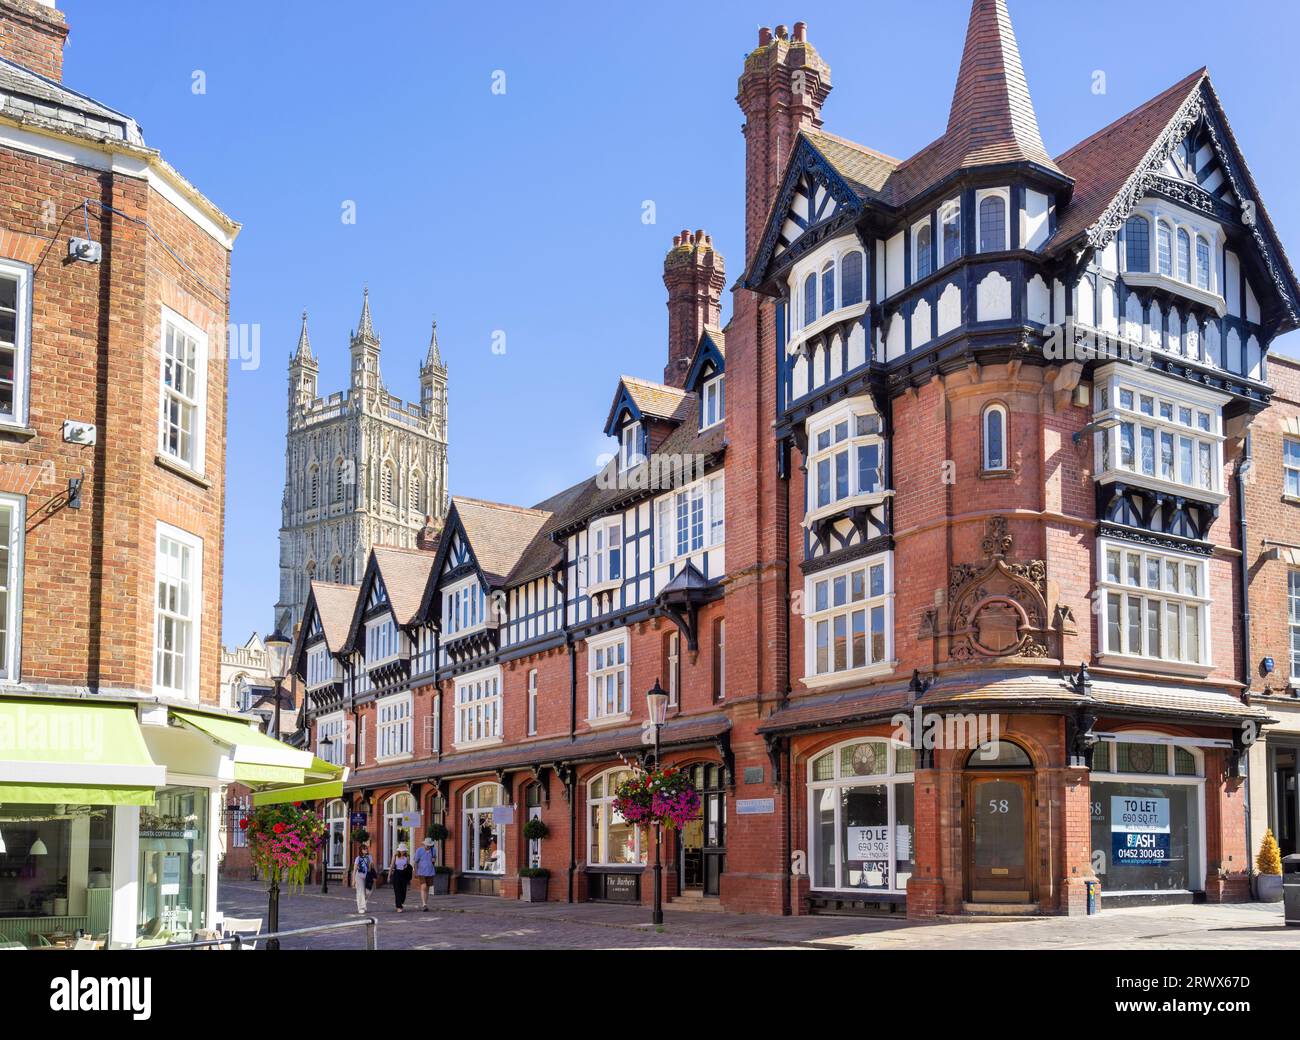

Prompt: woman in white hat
[414,836,438,910]
[389,842,412,912]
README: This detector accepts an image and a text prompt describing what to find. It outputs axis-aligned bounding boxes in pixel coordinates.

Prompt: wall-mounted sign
[350,812,367,826]
[398,811,422,830]
[604,873,638,902]
[736,798,775,815]
[1110,796,1170,866]
[492,805,515,825]
[161,854,182,897]
[743,766,765,785]
[847,825,890,861]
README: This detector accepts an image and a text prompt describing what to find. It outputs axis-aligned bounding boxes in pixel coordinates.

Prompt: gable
[745,135,868,291]
[602,382,642,438]
[684,333,725,394]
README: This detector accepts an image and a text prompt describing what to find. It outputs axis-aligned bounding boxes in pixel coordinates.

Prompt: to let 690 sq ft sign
[1111,796,1170,866]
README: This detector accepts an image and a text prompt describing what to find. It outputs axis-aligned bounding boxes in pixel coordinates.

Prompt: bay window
[455,667,502,746]
[941,200,961,265]
[376,692,412,759]
[809,739,914,892]
[1100,539,1209,666]
[805,401,884,519]
[154,524,201,699]
[306,642,334,688]
[805,554,893,680]
[588,631,628,720]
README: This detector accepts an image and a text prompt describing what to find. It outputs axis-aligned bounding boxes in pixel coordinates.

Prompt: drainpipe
[567,637,578,903]
[1237,432,1254,889]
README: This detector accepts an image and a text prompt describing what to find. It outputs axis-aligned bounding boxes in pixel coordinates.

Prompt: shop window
[325,800,347,870]
[0,803,114,948]
[808,740,914,893]
[138,786,208,945]
[588,769,644,866]
[463,783,505,874]
[382,792,415,866]
[1090,738,1205,893]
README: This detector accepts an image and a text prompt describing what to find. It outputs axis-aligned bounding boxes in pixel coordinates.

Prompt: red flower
[272,822,286,834]
[238,818,249,830]
[294,801,303,807]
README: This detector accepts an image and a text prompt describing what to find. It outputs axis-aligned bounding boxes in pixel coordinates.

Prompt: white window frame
[803,397,886,527]
[365,614,401,666]
[382,791,416,865]
[982,403,1008,472]
[157,306,208,475]
[587,768,645,866]
[375,691,413,760]
[462,782,506,874]
[940,199,962,266]
[0,258,32,428]
[1092,364,1227,502]
[655,473,724,565]
[454,665,503,747]
[807,738,915,894]
[443,576,487,638]
[785,235,872,354]
[324,799,348,869]
[1120,203,1225,314]
[1098,538,1210,669]
[975,188,1010,253]
[305,640,335,689]
[153,522,202,700]
[0,492,25,683]
[527,668,538,735]
[701,373,725,429]
[588,629,629,723]
[1284,437,1300,499]
[588,516,624,591]
[1289,570,1300,681]
[619,421,644,471]
[316,712,345,766]
[804,553,894,686]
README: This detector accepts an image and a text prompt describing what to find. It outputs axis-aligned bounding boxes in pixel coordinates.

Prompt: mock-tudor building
[301,0,1300,916]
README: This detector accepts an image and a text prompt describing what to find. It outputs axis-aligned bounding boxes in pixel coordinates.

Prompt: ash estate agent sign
[1110,796,1170,866]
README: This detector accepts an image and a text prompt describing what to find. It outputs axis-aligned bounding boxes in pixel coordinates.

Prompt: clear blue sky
[56,0,1300,645]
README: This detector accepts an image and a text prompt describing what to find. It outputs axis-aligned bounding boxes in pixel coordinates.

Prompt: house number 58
[988,799,1010,814]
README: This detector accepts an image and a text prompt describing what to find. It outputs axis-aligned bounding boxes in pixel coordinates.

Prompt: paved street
[218,879,1300,950]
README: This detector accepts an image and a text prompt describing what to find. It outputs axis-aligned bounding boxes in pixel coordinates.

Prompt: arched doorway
[963,740,1035,904]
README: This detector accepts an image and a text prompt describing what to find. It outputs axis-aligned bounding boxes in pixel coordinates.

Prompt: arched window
[840,250,864,307]
[587,768,644,866]
[330,556,343,583]
[382,791,416,865]
[1157,221,1173,275]
[820,260,836,317]
[915,223,932,280]
[411,471,422,514]
[808,739,914,892]
[978,195,1006,253]
[965,739,1032,768]
[802,271,817,328]
[325,800,347,870]
[381,463,395,505]
[309,465,319,508]
[1124,216,1150,272]
[942,201,962,265]
[463,783,505,874]
[1195,236,1210,290]
[982,403,1007,472]
[1176,228,1191,282]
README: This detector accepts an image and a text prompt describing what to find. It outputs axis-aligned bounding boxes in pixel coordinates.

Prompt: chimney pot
[775,24,788,39]
[793,21,806,41]
[758,26,772,46]
[694,229,704,243]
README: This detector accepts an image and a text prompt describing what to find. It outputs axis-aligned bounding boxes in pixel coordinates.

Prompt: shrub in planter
[522,818,549,842]
[518,866,550,903]
[1256,828,1284,902]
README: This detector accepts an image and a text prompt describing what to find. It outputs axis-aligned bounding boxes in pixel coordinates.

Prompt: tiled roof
[453,497,553,585]
[372,546,436,625]
[618,375,694,423]
[309,581,360,654]
[505,477,598,586]
[1047,68,1206,252]
[801,129,899,204]
[0,55,144,146]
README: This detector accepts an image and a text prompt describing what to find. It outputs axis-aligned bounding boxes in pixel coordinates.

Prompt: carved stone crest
[944,517,1052,661]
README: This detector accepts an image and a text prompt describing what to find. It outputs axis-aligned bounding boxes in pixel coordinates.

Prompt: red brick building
[302,0,1299,917]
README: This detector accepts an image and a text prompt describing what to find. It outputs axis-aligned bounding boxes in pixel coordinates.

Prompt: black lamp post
[319,735,335,894]
[645,678,669,927]
[262,626,293,950]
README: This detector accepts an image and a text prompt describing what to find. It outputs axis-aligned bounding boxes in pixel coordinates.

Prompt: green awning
[171,709,344,805]
[0,699,165,806]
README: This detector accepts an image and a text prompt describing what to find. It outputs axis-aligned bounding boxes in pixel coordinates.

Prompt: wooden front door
[965,774,1034,903]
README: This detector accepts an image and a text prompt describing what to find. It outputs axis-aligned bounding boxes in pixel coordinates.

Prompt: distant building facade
[275,292,448,633]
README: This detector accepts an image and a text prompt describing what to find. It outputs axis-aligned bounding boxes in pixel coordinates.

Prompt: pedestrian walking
[414,837,438,910]
[390,842,412,912]
[352,842,375,914]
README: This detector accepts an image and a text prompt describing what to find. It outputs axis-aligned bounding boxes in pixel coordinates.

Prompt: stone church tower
[274,289,448,631]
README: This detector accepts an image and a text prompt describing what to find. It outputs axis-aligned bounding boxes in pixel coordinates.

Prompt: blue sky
[56,0,1300,645]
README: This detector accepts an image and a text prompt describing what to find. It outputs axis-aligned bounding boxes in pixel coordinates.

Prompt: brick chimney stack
[0,0,68,82]
[663,229,725,389]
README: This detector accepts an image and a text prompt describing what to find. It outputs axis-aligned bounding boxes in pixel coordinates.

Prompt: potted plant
[1256,828,1284,902]
[351,827,370,845]
[522,818,549,842]
[244,802,326,890]
[431,864,453,896]
[427,822,449,842]
[519,866,550,902]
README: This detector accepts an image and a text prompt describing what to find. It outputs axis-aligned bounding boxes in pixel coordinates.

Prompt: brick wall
[0,0,66,82]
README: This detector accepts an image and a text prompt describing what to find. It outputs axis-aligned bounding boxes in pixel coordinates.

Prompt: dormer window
[702,374,725,428]
[619,421,644,471]
[306,642,335,688]
[365,615,400,665]
[444,577,487,638]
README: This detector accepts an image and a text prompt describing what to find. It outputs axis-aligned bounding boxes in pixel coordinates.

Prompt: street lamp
[262,626,292,950]
[319,735,335,895]
[645,678,669,927]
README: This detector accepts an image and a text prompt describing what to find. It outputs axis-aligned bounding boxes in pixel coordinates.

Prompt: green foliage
[522,818,549,841]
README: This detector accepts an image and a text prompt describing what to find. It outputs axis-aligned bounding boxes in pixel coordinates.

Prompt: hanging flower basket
[612,766,700,831]
[244,802,326,890]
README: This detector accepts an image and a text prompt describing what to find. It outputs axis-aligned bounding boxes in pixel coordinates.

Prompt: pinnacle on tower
[293,308,315,365]
[353,286,379,344]
[423,319,444,371]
